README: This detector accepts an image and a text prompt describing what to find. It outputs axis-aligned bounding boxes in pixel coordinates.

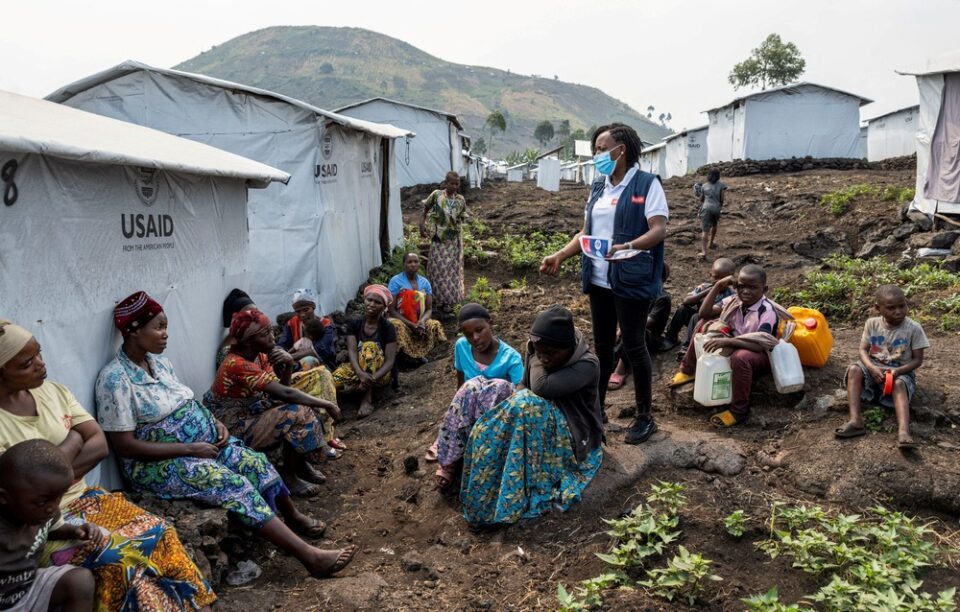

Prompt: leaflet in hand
[580,235,644,261]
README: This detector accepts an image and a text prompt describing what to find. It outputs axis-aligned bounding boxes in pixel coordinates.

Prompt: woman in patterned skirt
[460,306,604,526]
[97,292,356,579]
[420,171,466,309]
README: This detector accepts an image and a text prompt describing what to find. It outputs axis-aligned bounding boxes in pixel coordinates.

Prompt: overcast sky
[5,0,958,131]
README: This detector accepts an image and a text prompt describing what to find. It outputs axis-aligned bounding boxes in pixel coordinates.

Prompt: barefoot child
[661,257,736,352]
[668,264,794,427]
[0,439,96,612]
[697,170,726,258]
[835,285,928,448]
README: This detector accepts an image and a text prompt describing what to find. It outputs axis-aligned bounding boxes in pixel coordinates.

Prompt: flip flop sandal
[329,438,348,451]
[311,545,359,578]
[424,441,439,463]
[292,516,327,539]
[607,373,627,390]
[897,436,918,449]
[710,409,743,428]
[322,446,343,460]
[299,463,327,485]
[834,423,867,439]
[435,465,456,489]
[287,478,321,498]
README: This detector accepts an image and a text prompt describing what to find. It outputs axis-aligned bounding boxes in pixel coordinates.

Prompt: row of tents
[1,61,484,457]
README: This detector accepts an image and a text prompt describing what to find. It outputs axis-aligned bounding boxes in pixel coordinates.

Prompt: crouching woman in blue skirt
[460,305,603,526]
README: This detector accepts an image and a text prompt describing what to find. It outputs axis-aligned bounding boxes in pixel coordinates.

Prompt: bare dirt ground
[215,170,960,610]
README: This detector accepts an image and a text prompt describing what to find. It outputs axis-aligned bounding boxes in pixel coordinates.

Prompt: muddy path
[215,170,960,610]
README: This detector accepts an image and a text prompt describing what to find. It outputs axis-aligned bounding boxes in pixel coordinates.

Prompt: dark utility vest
[581,170,665,300]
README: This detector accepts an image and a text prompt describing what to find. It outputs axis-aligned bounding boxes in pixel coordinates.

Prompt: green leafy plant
[646,481,686,516]
[556,573,627,611]
[723,510,749,538]
[742,587,813,612]
[863,405,888,433]
[463,276,500,311]
[818,184,914,216]
[639,546,722,605]
[507,277,527,290]
[596,504,680,568]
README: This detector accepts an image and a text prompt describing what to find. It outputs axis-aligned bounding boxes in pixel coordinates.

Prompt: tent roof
[704,82,873,113]
[897,50,960,76]
[536,145,565,160]
[641,141,667,153]
[335,97,464,130]
[0,89,289,188]
[864,104,920,124]
[46,60,414,140]
[663,124,709,143]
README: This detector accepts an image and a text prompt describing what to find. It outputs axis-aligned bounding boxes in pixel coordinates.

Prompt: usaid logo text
[122,214,174,239]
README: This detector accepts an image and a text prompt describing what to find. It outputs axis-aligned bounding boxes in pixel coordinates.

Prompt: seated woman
[331,285,397,419]
[203,308,341,497]
[387,253,447,364]
[0,318,216,610]
[216,288,258,368]
[96,292,356,579]
[426,303,523,489]
[278,288,337,371]
[460,306,604,526]
[217,289,344,454]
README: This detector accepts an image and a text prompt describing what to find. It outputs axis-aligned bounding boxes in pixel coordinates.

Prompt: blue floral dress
[96,350,287,527]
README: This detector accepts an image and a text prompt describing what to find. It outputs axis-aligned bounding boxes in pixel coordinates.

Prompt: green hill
[175,26,672,157]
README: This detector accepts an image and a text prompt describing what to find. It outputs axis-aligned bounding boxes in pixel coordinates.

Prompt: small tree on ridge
[728,33,806,90]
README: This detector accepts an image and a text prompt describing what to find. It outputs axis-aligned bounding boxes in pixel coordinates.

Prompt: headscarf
[230,308,272,344]
[113,291,164,337]
[0,320,33,369]
[457,303,490,324]
[363,284,393,308]
[292,288,318,308]
[530,305,576,347]
[222,289,254,328]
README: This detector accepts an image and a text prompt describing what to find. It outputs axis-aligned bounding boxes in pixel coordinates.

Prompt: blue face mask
[593,146,622,176]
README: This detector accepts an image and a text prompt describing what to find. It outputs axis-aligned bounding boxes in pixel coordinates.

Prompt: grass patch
[819,184,914,217]
[775,254,960,322]
[462,218,579,276]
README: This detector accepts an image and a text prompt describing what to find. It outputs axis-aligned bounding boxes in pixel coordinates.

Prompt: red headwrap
[363,284,393,307]
[113,291,163,336]
[230,308,272,343]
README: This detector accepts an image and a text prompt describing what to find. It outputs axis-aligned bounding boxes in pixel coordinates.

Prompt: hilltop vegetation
[175,26,672,156]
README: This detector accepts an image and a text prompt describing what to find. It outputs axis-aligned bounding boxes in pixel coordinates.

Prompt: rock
[402,455,419,474]
[917,247,952,259]
[953,238,960,256]
[856,236,900,259]
[792,228,852,260]
[942,256,960,273]
[892,222,920,241]
[906,210,934,231]
[402,551,425,572]
[909,230,960,249]
[313,573,389,611]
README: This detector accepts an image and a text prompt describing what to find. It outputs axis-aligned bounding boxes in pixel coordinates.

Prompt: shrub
[639,546,723,605]
[723,510,749,538]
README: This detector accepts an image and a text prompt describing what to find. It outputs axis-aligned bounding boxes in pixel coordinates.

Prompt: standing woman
[698,169,726,258]
[420,171,467,309]
[540,123,668,444]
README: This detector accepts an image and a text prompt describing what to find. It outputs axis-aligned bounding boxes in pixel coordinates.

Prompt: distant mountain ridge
[175,26,672,156]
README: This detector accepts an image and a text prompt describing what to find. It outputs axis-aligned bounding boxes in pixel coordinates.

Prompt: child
[698,169,726,258]
[0,439,97,612]
[293,318,331,370]
[835,285,928,448]
[668,264,793,427]
[661,257,736,352]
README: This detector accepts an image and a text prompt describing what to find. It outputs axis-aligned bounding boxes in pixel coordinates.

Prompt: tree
[534,120,555,147]
[556,119,571,139]
[728,33,806,90]
[472,137,487,156]
[485,110,507,153]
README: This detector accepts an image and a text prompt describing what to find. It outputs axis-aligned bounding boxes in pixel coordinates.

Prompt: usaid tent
[0,90,287,484]
[48,61,413,318]
[705,82,872,163]
[640,141,667,177]
[898,52,960,215]
[337,97,467,187]
[865,106,919,161]
[664,125,708,178]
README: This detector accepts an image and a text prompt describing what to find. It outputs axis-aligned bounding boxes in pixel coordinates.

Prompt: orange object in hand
[883,371,895,396]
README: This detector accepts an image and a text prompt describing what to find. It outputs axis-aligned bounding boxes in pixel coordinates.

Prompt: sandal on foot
[311,545,358,578]
[668,371,695,388]
[329,438,348,451]
[897,434,918,449]
[292,516,327,538]
[424,441,439,463]
[710,410,744,428]
[286,477,321,498]
[298,462,327,485]
[834,422,867,439]
[322,445,343,460]
[435,465,456,489]
[607,373,628,390]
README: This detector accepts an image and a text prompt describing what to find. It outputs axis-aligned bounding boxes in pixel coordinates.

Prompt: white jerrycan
[770,339,805,393]
[693,352,733,406]
[694,333,707,359]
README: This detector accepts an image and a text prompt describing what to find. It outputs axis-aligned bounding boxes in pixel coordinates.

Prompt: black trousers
[665,303,698,343]
[589,286,653,415]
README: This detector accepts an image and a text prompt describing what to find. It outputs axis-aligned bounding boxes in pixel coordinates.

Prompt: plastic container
[770,339,805,393]
[883,370,894,395]
[694,333,708,359]
[693,352,733,407]
[787,307,833,368]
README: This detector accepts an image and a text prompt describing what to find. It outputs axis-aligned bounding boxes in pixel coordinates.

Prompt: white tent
[336,97,468,187]
[537,158,561,192]
[0,90,287,485]
[48,61,413,319]
[859,125,868,158]
[865,105,919,161]
[663,125,709,178]
[640,141,667,177]
[705,82,872,163]
[898,52,960,215]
